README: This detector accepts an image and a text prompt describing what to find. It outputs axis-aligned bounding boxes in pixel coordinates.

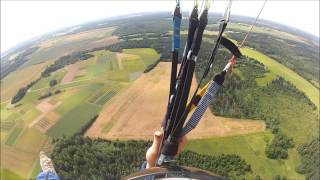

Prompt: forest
[11,77,40,104]
[41,52,93,77]
[50,112,251,179]
[51,136,251,179]
[296,138,320,180]
[265,131,294,159]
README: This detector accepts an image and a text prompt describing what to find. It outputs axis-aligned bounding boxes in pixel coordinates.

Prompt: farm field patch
[1,62,47,102]
[23,27,118,66]
[55,83,104,115]
[28,99,62,132]
[30,160,42,179]
[22,107,42,124]
[0,47,148,178]
[1,120,16,133]
[46,102,101,138]
[14,128,48,154]
[31,70,66,90]
[120,54,145,72]
[86,62,265,140]
[257,88,319,144]
[1,146,38,178]
[185,132,305,179]
[255,72,277,86]
[1,168,24,180]
[4,128,23,146]
[88,83,122,106]
[60,63,81,85]
[122,48,160,67]
[96,91,117,105]
[1,132,8,142]
[1,104,12,120]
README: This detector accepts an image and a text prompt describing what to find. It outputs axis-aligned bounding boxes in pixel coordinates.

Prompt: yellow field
[38,27,116,51]
[22,27,119,67]
[86,62,265,140]
[1,132,8,142]
[1,146,37,178]
[13,128,48,154]
[1,63,47,102]
[242,47,319,109]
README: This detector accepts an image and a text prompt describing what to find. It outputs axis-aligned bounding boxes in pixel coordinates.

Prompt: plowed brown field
[86,62,265,140]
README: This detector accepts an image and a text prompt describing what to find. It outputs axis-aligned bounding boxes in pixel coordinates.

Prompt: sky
[1,0,319,53]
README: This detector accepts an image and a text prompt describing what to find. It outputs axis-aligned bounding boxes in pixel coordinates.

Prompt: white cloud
[1,0,319,53]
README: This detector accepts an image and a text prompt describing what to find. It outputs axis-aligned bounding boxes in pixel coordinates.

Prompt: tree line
[41,52,93,77]
[296,138,320,180]
[51,136,251,179]
[11,77,40,104]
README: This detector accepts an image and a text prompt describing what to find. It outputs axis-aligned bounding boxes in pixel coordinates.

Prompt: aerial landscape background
[0,10,319,180]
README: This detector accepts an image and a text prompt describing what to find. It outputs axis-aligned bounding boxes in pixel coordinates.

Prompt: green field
[123,48,160,67]
[0,23,161,179]
[108,56,120,71]
[1,168,24,180]
[5,128,22,146]
[88,83,121,106]
[30,160,42,179]
[256,72,277,86]
[241,47,319,109]
[257,85,319,144]
[14,128,48,153]
[1,104,12,120]
[185,133,305,179]
[31,70,66,90]
[55,83,104,115]
[22,108,41,124]
[0,111,19,131]
[96,91,117,105]
[106,70,131,82]
[77,48,160,81]
[88,64,109,77]
[121,55,145,72]
[46,102,101,138]
[95,50,115,64]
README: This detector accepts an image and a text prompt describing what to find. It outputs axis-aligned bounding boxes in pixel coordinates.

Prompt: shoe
[39,151,57,174]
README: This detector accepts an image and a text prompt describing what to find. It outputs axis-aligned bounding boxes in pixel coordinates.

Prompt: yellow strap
[198,82,209,97]
[187,81,210,111]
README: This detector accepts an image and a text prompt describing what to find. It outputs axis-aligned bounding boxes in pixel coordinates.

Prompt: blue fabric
[36,172,60,180]
[172,16,181,51]
[140,161,147,171]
